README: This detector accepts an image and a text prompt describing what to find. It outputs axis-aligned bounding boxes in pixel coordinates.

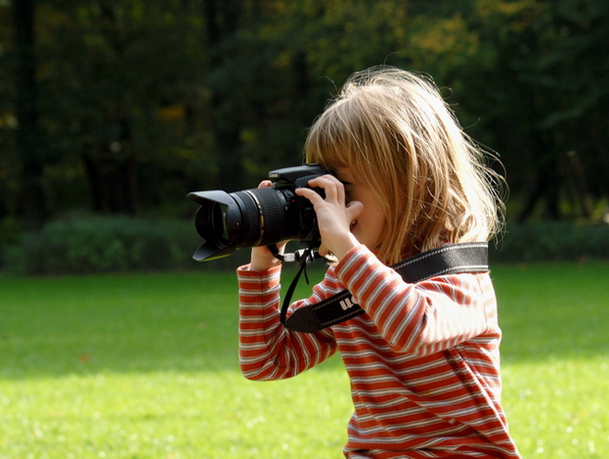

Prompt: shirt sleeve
[335,245,493,356]
[237,264,338,381]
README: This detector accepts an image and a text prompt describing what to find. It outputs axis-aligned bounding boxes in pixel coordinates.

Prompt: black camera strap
[279,242,489,333]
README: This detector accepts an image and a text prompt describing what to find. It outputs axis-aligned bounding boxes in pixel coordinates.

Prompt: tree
[1,0,607,229]
[34,0,211,214]
[454,0,609,221]
[202,0,246,191]
[11,0,47,230]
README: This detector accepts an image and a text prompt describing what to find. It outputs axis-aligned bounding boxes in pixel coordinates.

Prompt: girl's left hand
[295,175,362,261]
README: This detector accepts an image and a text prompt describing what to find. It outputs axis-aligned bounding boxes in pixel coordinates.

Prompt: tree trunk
[13,0,47,230]
[202,0,244,191]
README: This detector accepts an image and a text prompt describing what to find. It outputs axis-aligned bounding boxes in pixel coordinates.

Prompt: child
[237,66,521,458]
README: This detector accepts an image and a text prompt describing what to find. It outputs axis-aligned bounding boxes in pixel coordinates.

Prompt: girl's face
[334,167,386,252]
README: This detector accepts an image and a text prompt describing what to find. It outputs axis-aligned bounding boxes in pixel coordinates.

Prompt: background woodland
[1,0,608,271]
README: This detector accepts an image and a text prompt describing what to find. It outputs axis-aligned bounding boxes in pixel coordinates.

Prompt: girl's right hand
[249,180,286,271]
[296,174,362,262]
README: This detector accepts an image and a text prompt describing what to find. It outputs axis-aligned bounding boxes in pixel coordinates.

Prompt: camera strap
[279,242,489,333]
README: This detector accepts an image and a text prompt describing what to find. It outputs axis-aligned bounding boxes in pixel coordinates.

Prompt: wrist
[249,260,281,272]
[330,233,360,262]
[250,252,281,272]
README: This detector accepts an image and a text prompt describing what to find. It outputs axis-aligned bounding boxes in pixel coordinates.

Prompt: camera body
[187,163,329,262]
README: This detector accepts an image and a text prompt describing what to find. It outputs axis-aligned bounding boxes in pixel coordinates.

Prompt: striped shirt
[238,245,521,458]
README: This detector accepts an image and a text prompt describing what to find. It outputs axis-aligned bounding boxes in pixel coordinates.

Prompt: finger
[318,242,330,257]
[306,175,345,203]
[310,174,343,189]
[346,200,364,221]
[295,186,324,204]
[257,180,273,189]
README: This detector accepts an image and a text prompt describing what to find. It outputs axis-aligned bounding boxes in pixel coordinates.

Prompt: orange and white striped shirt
[238,245,521,458]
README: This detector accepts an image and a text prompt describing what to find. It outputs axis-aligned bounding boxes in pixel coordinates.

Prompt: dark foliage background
[1,0,608,272]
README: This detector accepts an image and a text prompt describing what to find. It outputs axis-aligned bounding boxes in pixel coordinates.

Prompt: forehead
[306,122,355,170]
[309,145,349,170]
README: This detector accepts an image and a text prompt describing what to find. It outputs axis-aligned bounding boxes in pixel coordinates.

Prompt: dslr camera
[187,163,329,262]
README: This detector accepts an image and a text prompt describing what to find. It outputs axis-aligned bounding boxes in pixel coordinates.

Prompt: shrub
[1,214,203,275]
[490,221,609,263]
[4,215,609,275]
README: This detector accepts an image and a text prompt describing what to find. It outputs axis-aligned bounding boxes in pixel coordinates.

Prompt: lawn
[1,262,608,458]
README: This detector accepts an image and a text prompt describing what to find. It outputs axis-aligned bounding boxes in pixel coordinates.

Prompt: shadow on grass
[0,264,342,379]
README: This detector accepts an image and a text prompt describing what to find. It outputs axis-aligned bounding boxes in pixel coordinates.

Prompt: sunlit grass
[494,263,609,459]
[503,357,608,458]
[0,368,351,458]
[1,262,608,458]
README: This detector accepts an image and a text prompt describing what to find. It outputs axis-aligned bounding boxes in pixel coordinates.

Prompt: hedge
[1,214,203,275]
[490,221,609,263]
[2,215,609,275]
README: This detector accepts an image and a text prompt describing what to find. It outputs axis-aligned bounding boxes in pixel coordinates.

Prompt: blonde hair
[305,66,505,265]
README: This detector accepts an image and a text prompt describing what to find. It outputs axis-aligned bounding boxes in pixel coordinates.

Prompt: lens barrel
[187,186,307,261]
[241,188,290,246]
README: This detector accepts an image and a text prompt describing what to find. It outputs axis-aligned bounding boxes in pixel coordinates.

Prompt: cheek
[361,209,386,239]
[373,210,387,238]
[370,205,385,226]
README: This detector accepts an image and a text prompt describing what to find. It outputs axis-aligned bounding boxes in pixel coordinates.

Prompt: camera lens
[190,187,301,261]
[188,163,326,261]
[240,187,295,246]
[193,200,229,248]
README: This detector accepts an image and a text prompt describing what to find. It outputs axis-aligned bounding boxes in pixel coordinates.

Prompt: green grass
[1,262,608,458]
[494,263,609,458]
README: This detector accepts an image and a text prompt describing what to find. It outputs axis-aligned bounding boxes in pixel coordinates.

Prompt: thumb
[346,200,364,222]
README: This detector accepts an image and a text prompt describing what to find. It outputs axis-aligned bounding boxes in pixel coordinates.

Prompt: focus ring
[244,188,287,246]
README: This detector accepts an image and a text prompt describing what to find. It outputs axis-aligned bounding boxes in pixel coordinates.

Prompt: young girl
[237,66,521,458]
